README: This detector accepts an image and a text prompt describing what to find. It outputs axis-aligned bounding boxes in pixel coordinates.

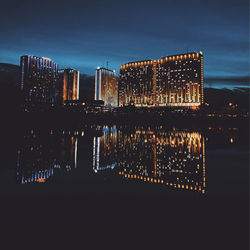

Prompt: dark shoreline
[7,110,249,130]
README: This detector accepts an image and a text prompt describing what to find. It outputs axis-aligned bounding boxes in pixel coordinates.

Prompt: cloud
[205,75,249,88]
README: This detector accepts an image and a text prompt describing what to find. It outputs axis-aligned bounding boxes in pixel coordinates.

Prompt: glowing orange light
[37,178,46,183]
[42,57,51,61]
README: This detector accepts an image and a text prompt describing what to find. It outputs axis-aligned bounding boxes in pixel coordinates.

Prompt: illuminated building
[95,67,118,107]
[119,52,204,107]
[20,55,58,104]
[58,68,79,104]
[93,126,206,193]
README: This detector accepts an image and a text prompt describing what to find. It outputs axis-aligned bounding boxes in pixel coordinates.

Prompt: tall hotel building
[119,51,204,107]
[95,67,118,107]
[58,68,79,104]
[20,55,58,104]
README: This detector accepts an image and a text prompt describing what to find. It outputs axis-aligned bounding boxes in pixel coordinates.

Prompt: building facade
[119,52,204,107]
[20,55,58,104]
[58,68,79,104]
[95,67,118,107]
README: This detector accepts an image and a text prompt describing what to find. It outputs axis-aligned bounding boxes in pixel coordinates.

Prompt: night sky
[0,0,249,88]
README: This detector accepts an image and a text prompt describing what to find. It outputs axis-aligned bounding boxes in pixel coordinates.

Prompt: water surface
[1,125,248,249]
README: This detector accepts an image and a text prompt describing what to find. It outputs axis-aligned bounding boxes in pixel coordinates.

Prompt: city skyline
[0,0,249,89]
[20,55,80,106]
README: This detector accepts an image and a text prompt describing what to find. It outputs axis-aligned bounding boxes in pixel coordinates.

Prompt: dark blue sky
[0,0,249,88]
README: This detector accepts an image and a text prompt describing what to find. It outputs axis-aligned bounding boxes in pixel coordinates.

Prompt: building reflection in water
[93,126,206,193]
[93,126,117,173]
[17,129,78,184]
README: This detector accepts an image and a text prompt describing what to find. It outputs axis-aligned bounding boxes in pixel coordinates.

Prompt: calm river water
[0,125,248,249]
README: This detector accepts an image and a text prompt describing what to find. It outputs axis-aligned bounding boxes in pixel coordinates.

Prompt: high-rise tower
[95,67,118,107]
[119,52,204,107]
[58,68,79,104]
[20,55,58,104]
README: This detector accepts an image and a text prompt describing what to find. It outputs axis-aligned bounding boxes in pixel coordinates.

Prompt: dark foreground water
[0,125,248,249]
